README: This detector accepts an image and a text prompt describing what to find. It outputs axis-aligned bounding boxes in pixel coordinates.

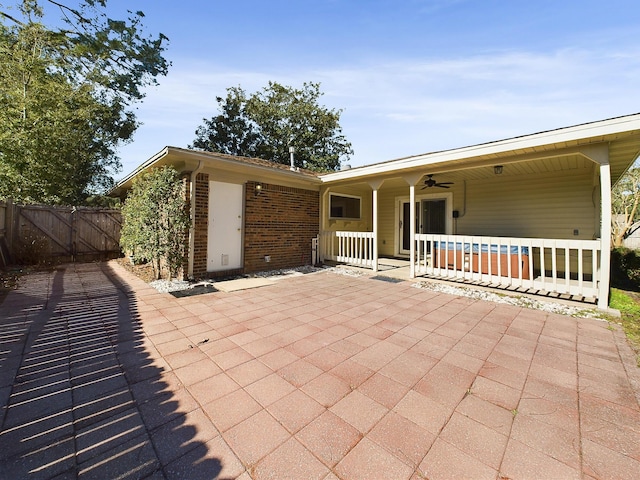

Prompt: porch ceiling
[345,153,595,190]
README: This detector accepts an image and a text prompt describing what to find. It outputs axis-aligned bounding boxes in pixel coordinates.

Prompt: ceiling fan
[421,174,453,189]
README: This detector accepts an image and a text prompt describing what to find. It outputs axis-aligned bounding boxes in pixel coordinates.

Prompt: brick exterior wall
[192,173,209,278]
[244,181,319,273]
[189,176,319,279]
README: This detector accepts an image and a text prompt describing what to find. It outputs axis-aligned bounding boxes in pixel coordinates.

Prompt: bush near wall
[611,247,640,291]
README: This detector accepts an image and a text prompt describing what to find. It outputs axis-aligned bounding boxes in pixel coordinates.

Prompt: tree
[120,166,189,280]
[612,165,640,248]
[191,81,353,172]
[0,1,169,204]
[190,86,263,157]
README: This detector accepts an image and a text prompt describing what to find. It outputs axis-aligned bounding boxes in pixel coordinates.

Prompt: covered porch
[318,114,640,310]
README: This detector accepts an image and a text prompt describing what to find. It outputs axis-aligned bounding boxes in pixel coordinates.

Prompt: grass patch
[610,288,640,365]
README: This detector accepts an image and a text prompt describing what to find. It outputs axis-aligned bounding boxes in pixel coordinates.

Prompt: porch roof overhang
[319,113,640,187]
[111,146,322,197]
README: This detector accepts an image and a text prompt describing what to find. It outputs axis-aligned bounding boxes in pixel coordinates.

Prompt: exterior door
[401,202,418,253]
[422,199,446,235]
[399,199,447,255]
[208,181,243,271]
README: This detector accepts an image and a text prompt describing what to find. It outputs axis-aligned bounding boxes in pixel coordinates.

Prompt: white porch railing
[320,231,375,268]
[415,234,602,299]
[319,232,603,302]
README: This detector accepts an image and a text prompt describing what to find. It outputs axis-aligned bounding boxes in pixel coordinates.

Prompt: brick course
[192,173,209,278]
[244,181,319,273]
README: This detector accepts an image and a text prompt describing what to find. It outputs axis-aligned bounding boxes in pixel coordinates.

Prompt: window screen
[330,194,361,219]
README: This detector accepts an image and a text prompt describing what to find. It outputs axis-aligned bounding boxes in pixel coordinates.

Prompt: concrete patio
[1,261,639,479]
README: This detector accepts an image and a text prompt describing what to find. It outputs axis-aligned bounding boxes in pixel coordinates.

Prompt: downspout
[188,161,204,279]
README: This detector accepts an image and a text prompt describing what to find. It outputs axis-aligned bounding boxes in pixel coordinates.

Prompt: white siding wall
[457,168,597,240]
[323,165,599,260]
[378,188,400,256]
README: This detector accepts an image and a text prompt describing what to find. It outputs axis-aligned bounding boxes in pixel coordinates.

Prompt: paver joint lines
[1,260,639,479]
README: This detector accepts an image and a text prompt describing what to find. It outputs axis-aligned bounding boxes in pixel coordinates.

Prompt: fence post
[7,199,18,260]
[71,207,76,262]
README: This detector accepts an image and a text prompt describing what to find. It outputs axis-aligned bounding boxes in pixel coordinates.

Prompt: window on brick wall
[330,193,361,219]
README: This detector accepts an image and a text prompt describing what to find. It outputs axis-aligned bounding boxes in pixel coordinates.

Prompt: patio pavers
[1,261,640,479]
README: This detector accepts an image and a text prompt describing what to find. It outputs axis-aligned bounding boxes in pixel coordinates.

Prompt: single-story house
[112,113,640,309]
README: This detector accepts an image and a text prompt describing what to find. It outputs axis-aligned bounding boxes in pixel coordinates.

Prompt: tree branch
[0,10,24,25]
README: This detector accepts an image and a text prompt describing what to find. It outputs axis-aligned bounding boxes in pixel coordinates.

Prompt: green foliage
[610,247,640,291]
[0,1,169,204]
[191,81,353,172]
[612,166,640,247]
[15,228,50,265]
[191,87,262,157]
[84,194,120,208]
[120,166,189,280]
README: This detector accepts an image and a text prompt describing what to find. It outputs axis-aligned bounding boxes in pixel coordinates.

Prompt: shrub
[120,166,189,280]
[15,229,50,265]
[611,247,640,291]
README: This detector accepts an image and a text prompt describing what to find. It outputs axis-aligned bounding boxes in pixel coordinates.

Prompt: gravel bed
[326,266,606,319]
[412,280,605,319]
[149,265,326,293]
[149,279,194,293]
[148,264,606,319]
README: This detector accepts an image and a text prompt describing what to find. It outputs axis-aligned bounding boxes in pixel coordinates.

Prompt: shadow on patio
[0,263,224,479]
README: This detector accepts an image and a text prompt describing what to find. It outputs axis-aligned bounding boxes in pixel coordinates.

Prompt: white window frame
[329,193,362,220]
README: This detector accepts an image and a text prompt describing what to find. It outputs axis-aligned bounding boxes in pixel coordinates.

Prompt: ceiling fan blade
[437,185,450,188]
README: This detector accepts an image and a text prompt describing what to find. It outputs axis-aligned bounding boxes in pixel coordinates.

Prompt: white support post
[372,188,379,272]
[368,179,384,273]
[599,162,612,310]
[410,184,416,278]
[401,173,422,279]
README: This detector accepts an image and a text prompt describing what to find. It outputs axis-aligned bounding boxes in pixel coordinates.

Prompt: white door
[208,181,243,271]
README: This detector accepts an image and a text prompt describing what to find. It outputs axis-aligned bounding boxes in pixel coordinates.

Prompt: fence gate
[0,201,122,265]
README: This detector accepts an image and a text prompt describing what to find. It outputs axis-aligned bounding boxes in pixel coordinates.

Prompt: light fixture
[255,183,262,195]
[494,165,503,175]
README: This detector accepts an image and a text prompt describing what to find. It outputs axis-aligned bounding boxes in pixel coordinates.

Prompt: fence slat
[4,203,122,263]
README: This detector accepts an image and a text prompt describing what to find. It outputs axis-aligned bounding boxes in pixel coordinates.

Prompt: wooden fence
[0,200,122,266]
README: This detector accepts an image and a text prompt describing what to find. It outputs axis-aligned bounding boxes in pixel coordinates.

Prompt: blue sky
[95,0,639,179]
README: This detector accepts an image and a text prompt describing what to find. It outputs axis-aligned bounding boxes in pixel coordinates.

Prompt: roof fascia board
[321,113,640,183]
[115,146,322,192]
[182,149,321,184]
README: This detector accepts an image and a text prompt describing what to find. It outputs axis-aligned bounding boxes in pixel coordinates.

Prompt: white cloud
[116,46,640,177]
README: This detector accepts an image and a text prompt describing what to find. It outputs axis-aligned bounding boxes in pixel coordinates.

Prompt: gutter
[187,160,204,279]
